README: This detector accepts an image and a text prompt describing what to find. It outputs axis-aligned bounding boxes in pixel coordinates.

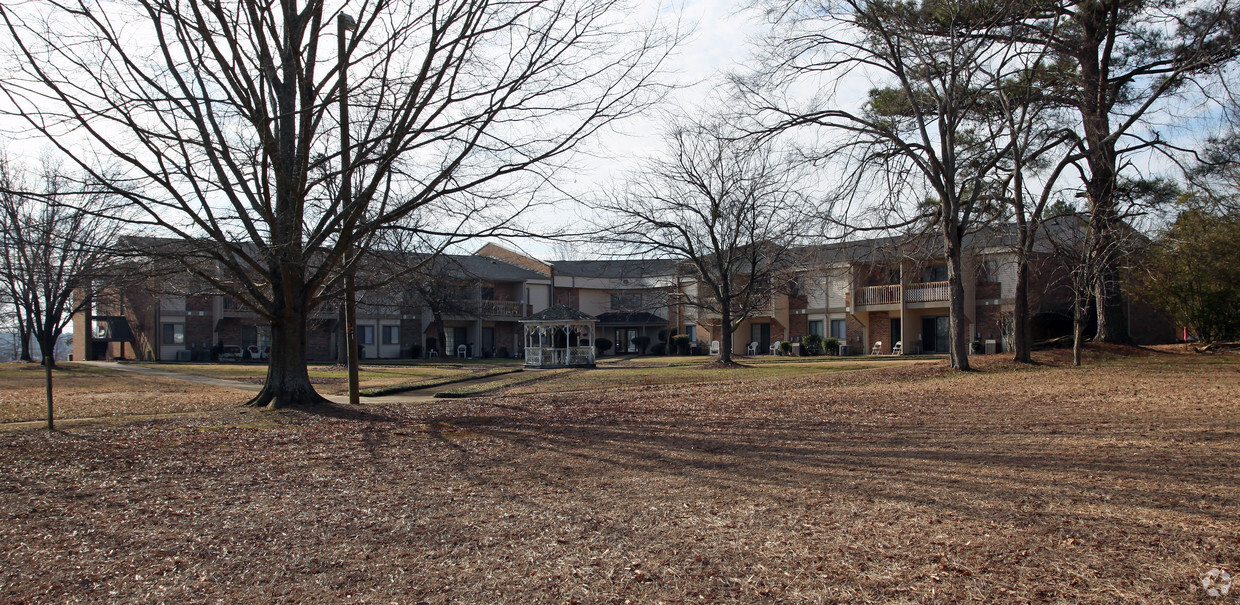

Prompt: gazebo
[521,305,597,368]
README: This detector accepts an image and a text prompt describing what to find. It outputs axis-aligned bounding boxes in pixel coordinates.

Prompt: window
[382,325,399,345]
[809,320,824,337]
[161,323,184,345]
[358,324,375,345]
[685,325,697,342]
[978,259,999,283]
[923,264,949,282]
[610,292,641,310]
[481,286,495,300]
[93,320,110,339]
[830,319,846,340]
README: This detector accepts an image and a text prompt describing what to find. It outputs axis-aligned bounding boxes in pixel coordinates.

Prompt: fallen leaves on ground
[1,347,1237,603]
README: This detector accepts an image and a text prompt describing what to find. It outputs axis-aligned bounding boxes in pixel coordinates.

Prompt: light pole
[339,12,360,406]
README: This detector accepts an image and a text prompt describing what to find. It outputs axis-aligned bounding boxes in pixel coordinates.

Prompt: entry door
[750,323,770,353]
[482,327,495,355]
[890,318,901,349]
[921,316,949,352]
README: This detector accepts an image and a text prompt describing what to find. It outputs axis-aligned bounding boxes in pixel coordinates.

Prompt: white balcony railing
[852,281,951,306]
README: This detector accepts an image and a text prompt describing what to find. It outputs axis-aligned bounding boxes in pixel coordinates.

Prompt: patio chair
[770,340,781,355]
[870,340,882,355]
[427,348,438,358]
[892,341,902,355]
[457,344,467,359]
[709,341,720,355]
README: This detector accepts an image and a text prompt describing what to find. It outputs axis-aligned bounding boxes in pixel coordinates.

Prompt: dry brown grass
[0,363,251,423]
[1,347,1237,603]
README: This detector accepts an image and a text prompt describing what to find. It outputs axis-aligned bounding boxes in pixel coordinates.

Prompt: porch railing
[459,299,525,317]
[853,284,901,306]
[905,280,950,303]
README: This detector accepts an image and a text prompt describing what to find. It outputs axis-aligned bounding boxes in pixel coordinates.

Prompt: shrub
[651,343,666,355]
[823,337,840,355]
[409,344,423,359]
[800,334,823,355]
[779,340,793,355]
[632,335,651,354]
[594,337,613,355]
[671,334,691,355]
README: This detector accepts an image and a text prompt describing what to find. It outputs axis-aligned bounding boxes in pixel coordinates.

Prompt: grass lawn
[0,363,251,423]
[503,358,930,395]
[2,346,1238,602]
[131,362,502,395]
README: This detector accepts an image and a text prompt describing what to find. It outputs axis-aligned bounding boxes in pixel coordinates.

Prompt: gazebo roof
[523,304,596,322]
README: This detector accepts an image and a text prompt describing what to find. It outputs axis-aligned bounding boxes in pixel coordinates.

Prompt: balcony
[906,280,949,303]
[853,284,900,306]
[464,299,526,318]
[851,281,950,307]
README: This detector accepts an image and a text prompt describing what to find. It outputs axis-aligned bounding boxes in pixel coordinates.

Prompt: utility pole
[339,12,360,406]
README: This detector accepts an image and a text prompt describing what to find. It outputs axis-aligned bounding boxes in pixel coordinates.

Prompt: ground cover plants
[2,347,1237,603]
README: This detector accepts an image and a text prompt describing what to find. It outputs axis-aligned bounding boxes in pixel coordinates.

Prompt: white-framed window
[685,325,697,342]
[358,324,375,345]
[830,319,846,339]
[809,320,824,337]
[382,325,399,345]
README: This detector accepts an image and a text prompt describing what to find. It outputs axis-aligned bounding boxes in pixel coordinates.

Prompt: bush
[409,344,423,359]
[779,340,793,355]
[823,337,840,355]
[651,343,666,355]
[594,337,613,355]
[671,334,691,355]
[800,334,823,355]
[632,335,651,354]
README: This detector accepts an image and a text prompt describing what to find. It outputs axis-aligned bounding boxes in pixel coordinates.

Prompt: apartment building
[73,227,1172,363]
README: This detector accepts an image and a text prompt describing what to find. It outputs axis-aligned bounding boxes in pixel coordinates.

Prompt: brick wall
[845,316,866,352]
[869,311,890,354]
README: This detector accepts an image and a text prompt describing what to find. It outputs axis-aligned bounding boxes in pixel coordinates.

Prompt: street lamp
[339,12,360,406]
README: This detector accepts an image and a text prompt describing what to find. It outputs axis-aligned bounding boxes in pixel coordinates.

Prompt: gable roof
[524,304,596,322]
[550,258,678,279]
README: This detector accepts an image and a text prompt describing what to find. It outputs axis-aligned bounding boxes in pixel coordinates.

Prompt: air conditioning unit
[984,339,997,355]
[175,349,192,362]
[837,344,850,356]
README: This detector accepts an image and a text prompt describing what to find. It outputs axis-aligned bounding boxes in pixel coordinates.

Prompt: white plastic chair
[709,341,720,355]
[457,344,467,359]
[871,340,882,355]
[427,348,438,358]
[892,341,903,355]
[746,341,759,355]
[770,340,781,355]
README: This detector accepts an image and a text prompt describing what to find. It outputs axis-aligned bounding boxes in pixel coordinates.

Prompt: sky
[506,0,765,260]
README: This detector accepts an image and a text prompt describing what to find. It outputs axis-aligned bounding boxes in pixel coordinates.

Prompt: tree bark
[248,294,328,409]
[719,305,733,363]
[1073,294,1087,366]
[44,348,54,431]
[943,216,972,370]
[1012,252,1033,363]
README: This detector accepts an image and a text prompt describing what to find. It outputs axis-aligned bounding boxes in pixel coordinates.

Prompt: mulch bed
[2,349,1237,603]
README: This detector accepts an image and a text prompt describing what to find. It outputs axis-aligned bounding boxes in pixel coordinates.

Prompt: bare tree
[600,118,805,364]
[744,0,1018,370]
[0,152,126,430]
[0,0,674,408]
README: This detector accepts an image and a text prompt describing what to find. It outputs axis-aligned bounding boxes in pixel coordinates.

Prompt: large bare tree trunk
[249,295,327,409]
[719,306,733,364]
[1012,255,1033,363]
